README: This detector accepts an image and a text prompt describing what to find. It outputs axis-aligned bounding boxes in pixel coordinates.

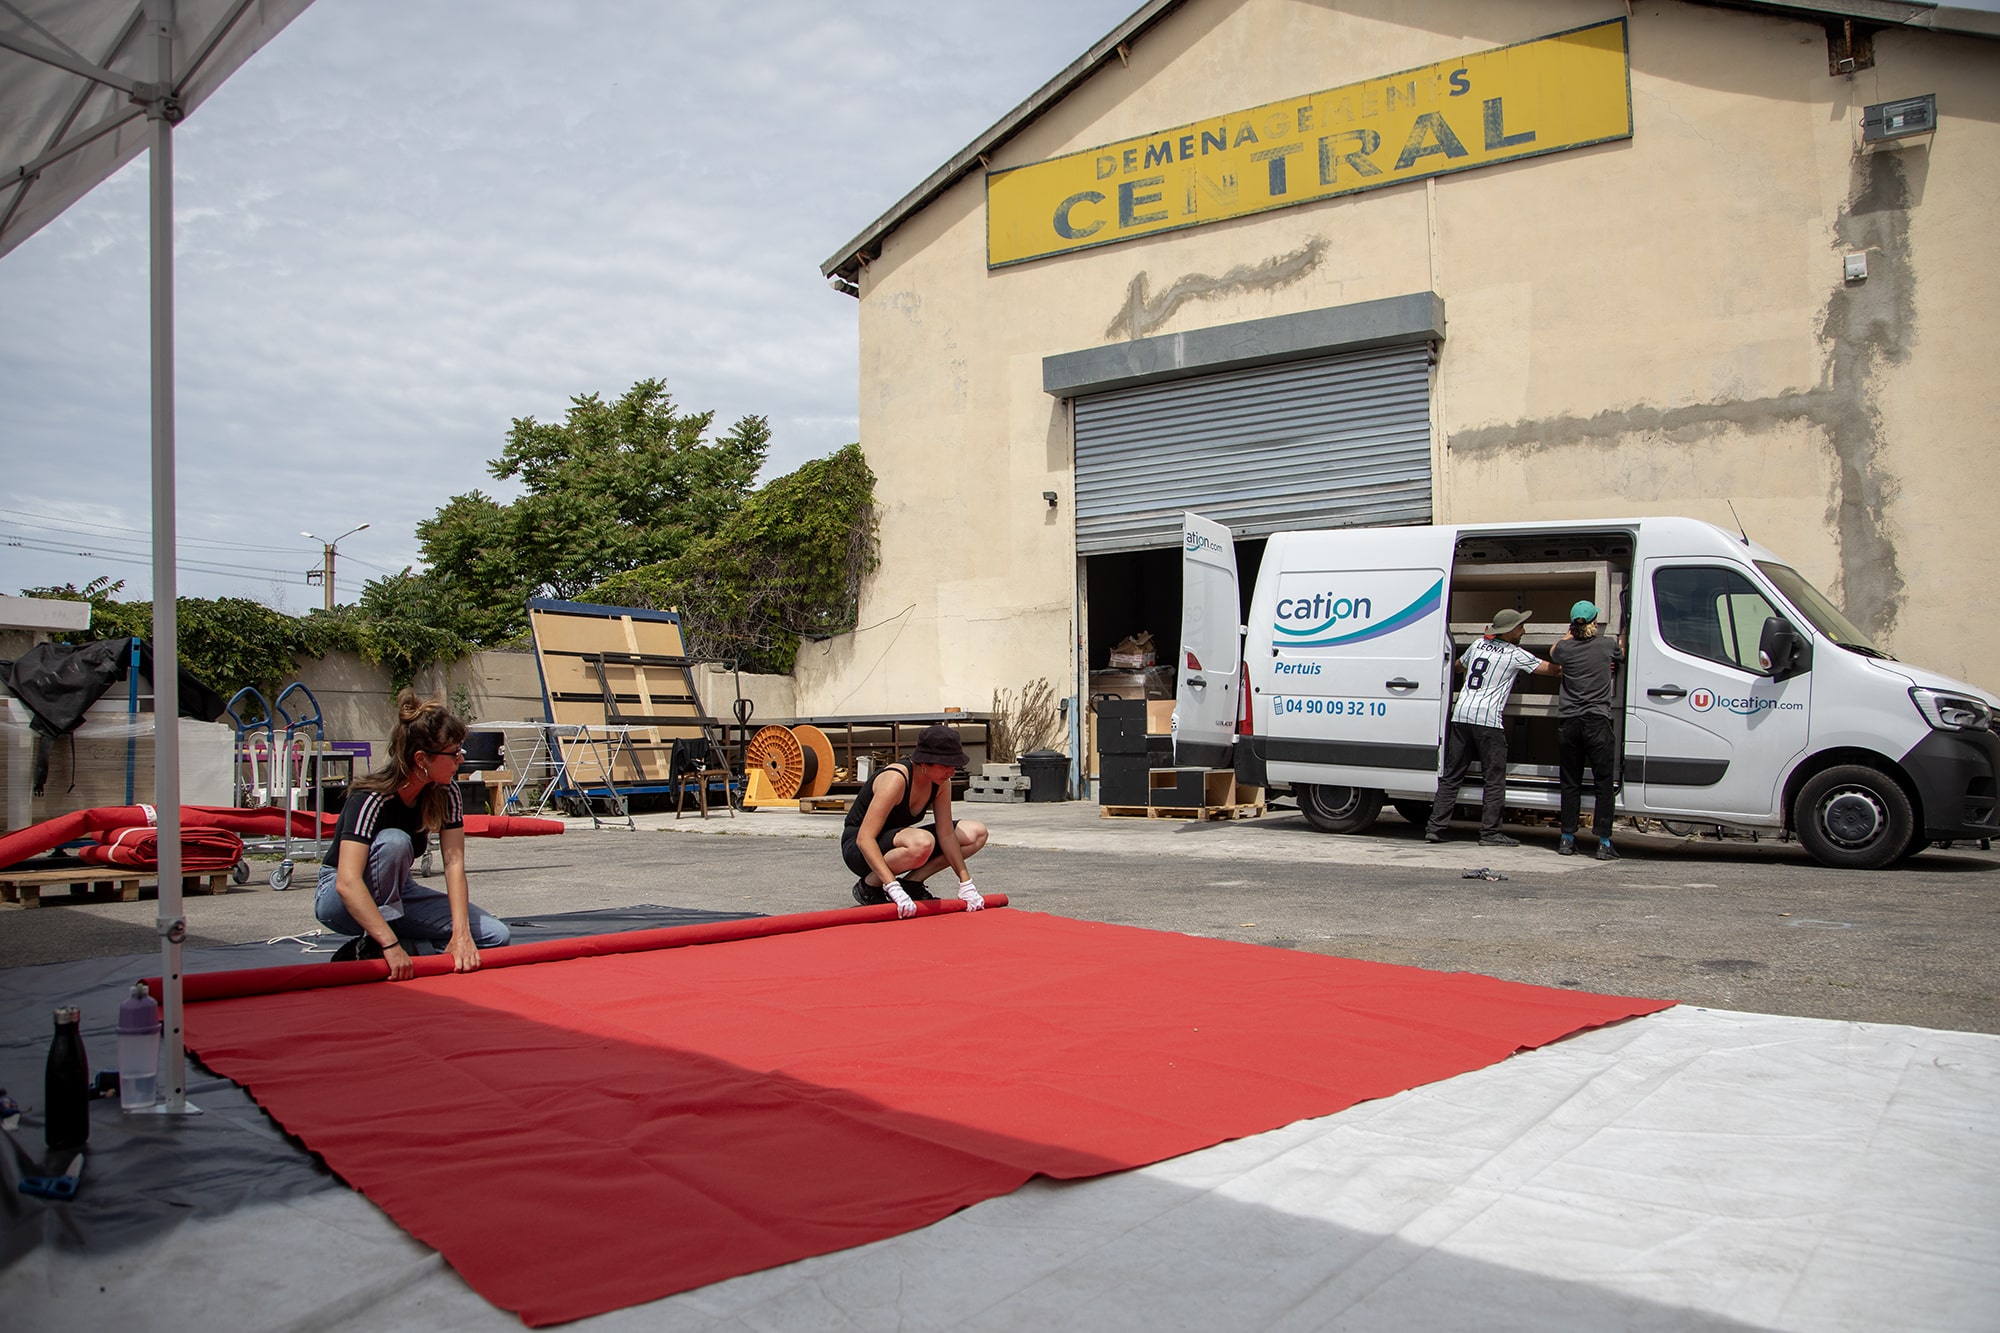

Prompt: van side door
[1175,512,1242,769]
[1628,560,1811,821]
[1258,528,1454,794]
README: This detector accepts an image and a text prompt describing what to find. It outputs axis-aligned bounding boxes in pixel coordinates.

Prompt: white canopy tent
[1,0,314,1111]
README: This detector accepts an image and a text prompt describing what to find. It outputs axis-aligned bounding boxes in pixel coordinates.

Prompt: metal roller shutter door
[1072,343,1433,554]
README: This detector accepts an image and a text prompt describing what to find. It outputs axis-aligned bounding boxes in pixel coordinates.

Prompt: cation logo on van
[1184,530,1228,558]
[1273,577,1444,648]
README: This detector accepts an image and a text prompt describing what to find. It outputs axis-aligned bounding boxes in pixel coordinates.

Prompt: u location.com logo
[1688,686,1802,715]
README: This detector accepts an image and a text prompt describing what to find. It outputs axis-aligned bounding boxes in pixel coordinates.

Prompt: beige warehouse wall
[798,0,2000,722]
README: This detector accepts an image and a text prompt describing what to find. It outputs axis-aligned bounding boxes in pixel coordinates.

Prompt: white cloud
[0,0,1136,603]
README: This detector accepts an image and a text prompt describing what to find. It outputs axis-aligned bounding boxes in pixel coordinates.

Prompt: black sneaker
[900,881,937,901]
[329,935,385,963]
[1479,833,1521,847]
[851,877,890,907]
[1557,837,1576,856]
[1423,831,1444,844]
[1595,842,1622,861]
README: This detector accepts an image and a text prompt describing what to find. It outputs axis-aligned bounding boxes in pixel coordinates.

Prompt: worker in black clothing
[1551,600,1627,861]
[841,725,987,917]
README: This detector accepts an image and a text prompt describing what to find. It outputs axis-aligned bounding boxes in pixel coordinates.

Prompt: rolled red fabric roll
[149,894,1009,1003]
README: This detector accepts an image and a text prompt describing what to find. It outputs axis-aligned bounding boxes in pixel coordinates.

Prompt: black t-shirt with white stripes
[320,783,463,869]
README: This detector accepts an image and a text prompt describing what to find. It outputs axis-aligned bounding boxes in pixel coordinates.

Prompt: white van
[1174,512,1999,869]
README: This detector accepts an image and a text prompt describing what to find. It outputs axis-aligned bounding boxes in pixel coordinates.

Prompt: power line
[0,507,336,555]
[2,536,311,587]
[1,532,309,580]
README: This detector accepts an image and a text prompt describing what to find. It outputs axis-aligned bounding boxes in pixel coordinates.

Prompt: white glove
[957,880,985,911]
[885,882,917,919]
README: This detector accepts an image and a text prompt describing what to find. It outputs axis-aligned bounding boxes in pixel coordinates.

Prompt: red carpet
[182,904,1671,1326]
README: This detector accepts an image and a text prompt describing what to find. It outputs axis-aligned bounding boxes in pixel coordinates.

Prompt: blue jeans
[314,828,510,949]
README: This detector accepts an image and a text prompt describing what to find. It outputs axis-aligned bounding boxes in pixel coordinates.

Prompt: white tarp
[1,0,313,260]
[6,1006,1995,1330]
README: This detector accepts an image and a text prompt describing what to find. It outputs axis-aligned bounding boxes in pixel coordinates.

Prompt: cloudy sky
[0,0,1137,608]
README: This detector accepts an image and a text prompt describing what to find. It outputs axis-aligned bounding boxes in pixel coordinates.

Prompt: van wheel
[1299,785,1383,834]
[1390,799,1432,829]
[1793,766,1913,870]
[1892,821,1932,863]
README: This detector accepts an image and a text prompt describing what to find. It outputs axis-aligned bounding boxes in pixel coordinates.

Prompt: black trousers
[1427,722,1509,836]
[1558,714,1618,839]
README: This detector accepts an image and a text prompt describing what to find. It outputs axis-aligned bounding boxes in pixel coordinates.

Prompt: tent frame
[2,0,286,1116]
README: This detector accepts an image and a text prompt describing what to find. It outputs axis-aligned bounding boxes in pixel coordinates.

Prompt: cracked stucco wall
[798,0,2000,716]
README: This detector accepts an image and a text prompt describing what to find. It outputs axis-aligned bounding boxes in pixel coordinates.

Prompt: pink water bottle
[116,982,162,1111]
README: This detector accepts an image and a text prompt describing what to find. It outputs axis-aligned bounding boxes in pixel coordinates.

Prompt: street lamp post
[303,523,370,611]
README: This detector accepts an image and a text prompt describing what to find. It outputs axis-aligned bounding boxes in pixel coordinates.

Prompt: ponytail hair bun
[397,688,446,726]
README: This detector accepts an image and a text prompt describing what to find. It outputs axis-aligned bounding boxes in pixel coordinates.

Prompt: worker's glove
[885,882,917,919]
[957,881,985,912]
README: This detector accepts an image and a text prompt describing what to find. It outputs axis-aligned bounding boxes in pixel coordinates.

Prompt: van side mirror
[1758,617,1811,681]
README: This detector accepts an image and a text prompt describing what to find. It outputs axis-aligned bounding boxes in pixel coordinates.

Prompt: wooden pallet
[0,868,232,909]
[798,796,853,814]
[1100,802,1267,823]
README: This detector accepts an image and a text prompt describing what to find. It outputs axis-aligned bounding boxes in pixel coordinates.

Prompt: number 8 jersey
[1451,638,1541,729]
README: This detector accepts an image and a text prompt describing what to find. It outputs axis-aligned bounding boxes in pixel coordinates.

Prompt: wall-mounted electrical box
[1862,94,1936,143]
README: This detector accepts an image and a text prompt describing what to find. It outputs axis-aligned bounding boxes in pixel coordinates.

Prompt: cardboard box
[1145,699,1175,734]
[1147,768,1259,810]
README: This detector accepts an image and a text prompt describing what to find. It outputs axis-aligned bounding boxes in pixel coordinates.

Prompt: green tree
[351,570,472,690]
[588,443,879,673]
[416,378,771,643]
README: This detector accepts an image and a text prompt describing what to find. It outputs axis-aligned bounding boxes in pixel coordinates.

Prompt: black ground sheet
[1,905,757,1270]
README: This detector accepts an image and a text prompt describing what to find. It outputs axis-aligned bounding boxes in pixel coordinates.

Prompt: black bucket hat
[908,725,967,769]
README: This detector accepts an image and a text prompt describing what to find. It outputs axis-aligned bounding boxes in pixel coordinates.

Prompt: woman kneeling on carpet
[842,724,988,918]
[314,690,511,979]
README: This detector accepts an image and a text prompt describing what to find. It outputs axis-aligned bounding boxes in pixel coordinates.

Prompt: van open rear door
[1175,512,1241,768]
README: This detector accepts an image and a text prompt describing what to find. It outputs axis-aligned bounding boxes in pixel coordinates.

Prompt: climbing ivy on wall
[588,443,880,673]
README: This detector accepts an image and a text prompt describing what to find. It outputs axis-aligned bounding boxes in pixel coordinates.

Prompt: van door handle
[1386,678,1419,691]
[1187,676,1206,689]
[1647,684,1687,700]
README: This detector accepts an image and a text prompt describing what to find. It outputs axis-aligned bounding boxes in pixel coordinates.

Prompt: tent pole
[146,0,197,1118]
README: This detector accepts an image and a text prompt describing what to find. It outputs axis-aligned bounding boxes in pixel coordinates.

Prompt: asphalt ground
[4,799,1996,1033]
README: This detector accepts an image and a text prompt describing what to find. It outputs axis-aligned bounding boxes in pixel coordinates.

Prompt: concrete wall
[287,650,795,768]
[799,0,2000,723]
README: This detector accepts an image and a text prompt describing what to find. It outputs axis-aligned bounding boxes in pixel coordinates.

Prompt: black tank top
[843,763,927,836]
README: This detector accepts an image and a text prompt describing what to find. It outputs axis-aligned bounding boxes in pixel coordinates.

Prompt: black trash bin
[1018,749,1069,803]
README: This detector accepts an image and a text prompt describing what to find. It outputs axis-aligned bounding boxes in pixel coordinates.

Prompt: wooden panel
[528,601,718,791]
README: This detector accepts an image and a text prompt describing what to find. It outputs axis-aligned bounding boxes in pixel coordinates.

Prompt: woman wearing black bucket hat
[841,724,988,917]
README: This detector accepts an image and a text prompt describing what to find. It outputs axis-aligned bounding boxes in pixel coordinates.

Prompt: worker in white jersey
[1423,608,1558,846]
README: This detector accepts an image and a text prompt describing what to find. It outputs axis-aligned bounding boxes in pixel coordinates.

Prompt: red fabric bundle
[0,804,561,871]
[74,825,243,873]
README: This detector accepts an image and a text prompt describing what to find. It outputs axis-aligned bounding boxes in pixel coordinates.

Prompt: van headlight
[1910,688,1993,732]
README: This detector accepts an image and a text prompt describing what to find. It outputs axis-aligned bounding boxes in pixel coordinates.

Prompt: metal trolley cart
[226,683,345,889]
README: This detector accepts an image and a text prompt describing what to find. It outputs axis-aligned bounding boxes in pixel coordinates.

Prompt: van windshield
[1755,562,1891,659]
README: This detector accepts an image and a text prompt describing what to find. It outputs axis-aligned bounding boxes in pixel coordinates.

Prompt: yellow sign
[987,19,1631,268]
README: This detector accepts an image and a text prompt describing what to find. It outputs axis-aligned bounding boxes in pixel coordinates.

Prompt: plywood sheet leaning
[526,598,717,789]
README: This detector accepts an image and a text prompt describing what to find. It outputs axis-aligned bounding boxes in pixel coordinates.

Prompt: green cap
[1570,600,1600,623]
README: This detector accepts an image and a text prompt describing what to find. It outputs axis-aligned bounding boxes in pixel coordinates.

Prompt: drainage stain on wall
[1449,152,1915,643]
[1817,150,1914,643]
